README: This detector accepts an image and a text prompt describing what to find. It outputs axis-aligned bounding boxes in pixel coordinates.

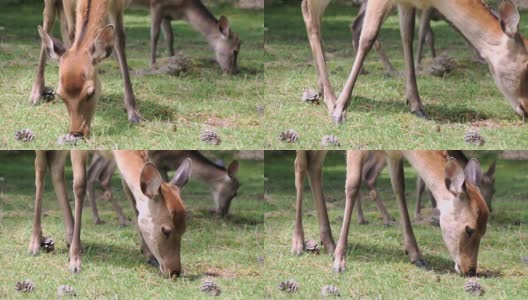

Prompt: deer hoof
[94,218,105,225]
[69,257,82,274]
[413,109,428,119]
[332,114,345,124]
[358,220,369,225]
[412,259,428,269]
[383,223,392,228]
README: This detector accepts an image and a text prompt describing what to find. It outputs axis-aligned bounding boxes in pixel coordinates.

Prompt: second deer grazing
[131,0,241,73]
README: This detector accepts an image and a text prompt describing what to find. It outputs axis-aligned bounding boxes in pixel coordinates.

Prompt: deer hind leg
[414,177,426,219]
[387,157,427,268]
[367,181,394,227]
[332,0,393,124]
[150,6,163,67]
[100,160,128,226]
[28,151,48,255]
[113,12,142,124]
[399,5,426,118]
[333,151,364,273]
[29,0,57,104]
[416,8,434,66]
[49,151,74,247]
[87,155,105,225]
[161,18,175,57]
[292,151,307,255]
[302,0,337,114]
[356,194,368,225]
[68,151,88,273]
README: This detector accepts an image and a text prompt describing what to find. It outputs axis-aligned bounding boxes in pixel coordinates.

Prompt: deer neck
[73,0,109,50]
[113,151,152,215]
[187,152,229,185]
[182,1,220,46]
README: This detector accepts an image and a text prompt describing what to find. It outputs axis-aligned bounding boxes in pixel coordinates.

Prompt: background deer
[131,0,241,73]
[34,0,142,138]
[302,0,528,122]
[28,150,191,277]
[292,150,489,276]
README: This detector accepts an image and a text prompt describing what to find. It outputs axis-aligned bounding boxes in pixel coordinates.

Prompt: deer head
[138,159,191,278]
[480,160,496,211]
[212,160,240,217]
[212,16,241,74]
[440,158,489,276]
[38,24,115,137]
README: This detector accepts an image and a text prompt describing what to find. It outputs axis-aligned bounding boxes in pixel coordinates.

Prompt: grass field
[0,2,263,149]
[264,151,528,298]
[264,3,528,149]
[0,151,265,299]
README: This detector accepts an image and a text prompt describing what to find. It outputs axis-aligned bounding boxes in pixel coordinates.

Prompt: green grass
[264,3,528,149]
[0,3,263,149]
[0,151,265,299]
[264,151,528,298]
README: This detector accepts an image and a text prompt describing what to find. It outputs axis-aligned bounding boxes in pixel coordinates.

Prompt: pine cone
[14,129,35,142]
[278,279,299,293]
[321,285,340,297]
[304,239,320,254]
[464,280,485,296]
[40,237,55,253]
[15,280,35,293]
[200,280,221,296]
[279,130,299,143]
[57,285,76,297]
[57,134,82,146]
[302,89,320,104]
[200,130,222,145]
[464,129,485,146]
[321,135,340,147]
[42,86,56,102]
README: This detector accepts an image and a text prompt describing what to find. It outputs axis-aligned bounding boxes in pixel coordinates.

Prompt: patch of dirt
[132,53,189,77]
[203,266,237,278]
[470,120,500,128]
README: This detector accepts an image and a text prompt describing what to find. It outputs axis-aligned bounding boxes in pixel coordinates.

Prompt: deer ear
[218,16,231,37]
[38,26,66,60]
[140,163,163,199]
[171,158,192,189]
[485,160,496,179]
[227,160,239,178]
[464,159,483,187]
[499,0,520,37]
[90,25,115,64]
[445,158,465,195]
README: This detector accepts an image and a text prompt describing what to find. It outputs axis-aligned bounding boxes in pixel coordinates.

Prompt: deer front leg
[332,0,392,123]
[28,151,48,255]
[114,13,142,124]
[69,151,88,274]
[307,151,335,254]
[29,1,57,105]
[333,151,364,273]
[387,157,426,268]
[301,0,337,114]
[399,5,426,118]
[161,18,175,58]
[150,7,163,67]
[49,151,74,247]
[292,151,307,256]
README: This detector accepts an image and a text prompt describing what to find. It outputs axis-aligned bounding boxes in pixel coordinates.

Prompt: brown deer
[86,150,240,224]
[28,150,191,277]
[302,0,528,122]
[292,150,489,276]
[131,0,241,73]
[32,0,142,138]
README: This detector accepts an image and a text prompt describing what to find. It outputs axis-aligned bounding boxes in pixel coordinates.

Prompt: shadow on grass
[193,209,263,226]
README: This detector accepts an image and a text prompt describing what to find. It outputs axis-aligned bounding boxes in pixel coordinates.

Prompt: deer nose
[467,267,477,277]
[170,270,181,278]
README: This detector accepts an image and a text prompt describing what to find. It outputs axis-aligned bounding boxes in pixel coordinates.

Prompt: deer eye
[161,226,171,239]
[465,226,475,237]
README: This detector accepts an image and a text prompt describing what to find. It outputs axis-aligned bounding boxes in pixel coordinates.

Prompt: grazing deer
[28,150,191,277]
[32,0,142,138]
[292,150,489,276]
[86,150,239,224]
[302,0,528,122]
[131,0,241,73]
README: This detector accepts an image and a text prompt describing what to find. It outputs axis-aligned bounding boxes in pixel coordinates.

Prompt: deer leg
[150,7,163,67]
[30,1,57,104]
[161,18,175,57]
[387,157,426,268]
[87,156,105,225]
[414,177,426,219]
[292,151,307,255]
[100,160,128,226]
[416,8,433,66]
[332,0,392,123]
[351,7,369,75]
[374,40,397,76]
[399,5,426,118]
[301,0,337,114]
[62,0,76,44]
[356,194,368,225]
[114,13,142,124]
[333,151,364,273]
[307,151,335,254]
[49,151,74,247]
[368,181,394,227]
[68,151,87,273]
[28,151,48,255]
